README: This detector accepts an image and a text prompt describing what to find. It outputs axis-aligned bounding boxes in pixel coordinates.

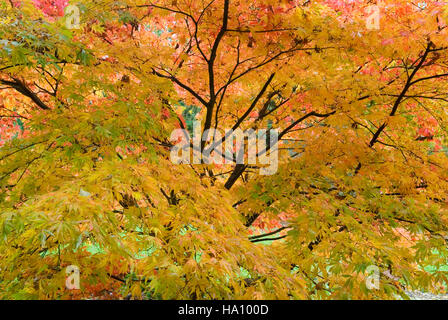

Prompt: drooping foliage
[1,0,448,299]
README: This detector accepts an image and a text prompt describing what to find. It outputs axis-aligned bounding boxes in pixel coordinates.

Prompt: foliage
[1,0,448,299]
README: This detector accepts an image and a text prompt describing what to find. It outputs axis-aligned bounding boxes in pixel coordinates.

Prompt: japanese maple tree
[1,0,448,299]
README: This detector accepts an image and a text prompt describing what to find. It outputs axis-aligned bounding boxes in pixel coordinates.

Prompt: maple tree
[1,0,448,300]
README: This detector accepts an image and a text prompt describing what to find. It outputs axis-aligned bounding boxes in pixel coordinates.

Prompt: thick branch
[0,78,50,110]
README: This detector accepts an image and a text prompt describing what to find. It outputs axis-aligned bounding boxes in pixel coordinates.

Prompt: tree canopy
[1,0,448,299]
